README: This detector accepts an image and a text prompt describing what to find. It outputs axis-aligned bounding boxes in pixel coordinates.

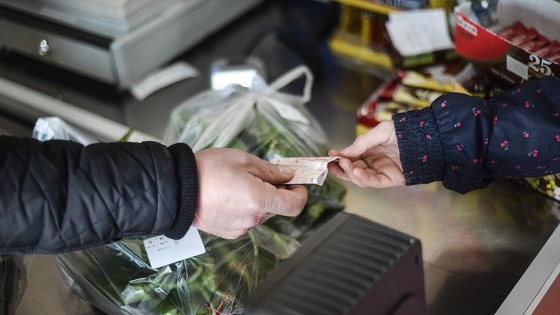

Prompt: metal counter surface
[2,1,559,314]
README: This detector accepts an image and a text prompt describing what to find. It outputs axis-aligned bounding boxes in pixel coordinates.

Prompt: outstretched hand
[328,120,405,188]
[194,148,308,239]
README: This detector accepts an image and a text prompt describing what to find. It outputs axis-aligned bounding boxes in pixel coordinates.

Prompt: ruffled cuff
[393,108,445,186]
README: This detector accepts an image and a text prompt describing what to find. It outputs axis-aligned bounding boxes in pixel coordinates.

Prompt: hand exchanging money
[270,156,340,186]
[194,148,308,239]
[327,120,405,188]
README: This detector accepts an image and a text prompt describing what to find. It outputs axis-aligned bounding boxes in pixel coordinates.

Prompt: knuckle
[246,194,266,213]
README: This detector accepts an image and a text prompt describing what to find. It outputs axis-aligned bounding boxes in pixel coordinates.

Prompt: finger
[367,157,405,186]
[353,166,404,188]
[327,158,350,180]
[353,168,386,188]
[338,158,362,183]
[328,149,341,157]
[265,185,308,217]
[340,123,391,157]
[249,160,295,185]
[342,163,368,187]
[339,134,374,157]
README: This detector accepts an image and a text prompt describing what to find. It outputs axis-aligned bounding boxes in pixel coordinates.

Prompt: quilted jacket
[0,138,197,254]
[393,76,560,194]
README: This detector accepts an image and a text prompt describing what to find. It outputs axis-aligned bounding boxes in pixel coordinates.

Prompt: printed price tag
[143,227,205,269]
[270,156,340,186]
[506,55,529,81]
[386,9,454,57]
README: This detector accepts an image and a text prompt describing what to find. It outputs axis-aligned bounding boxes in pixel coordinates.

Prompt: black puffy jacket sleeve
[0,137,198,254]
[393,76,560,194]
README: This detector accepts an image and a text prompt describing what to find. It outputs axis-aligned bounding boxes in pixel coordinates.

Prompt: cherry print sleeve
[393,76,560,194]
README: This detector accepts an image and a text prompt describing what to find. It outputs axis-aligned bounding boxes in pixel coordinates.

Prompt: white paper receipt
[143,227,205,269]
[270,156,340,186]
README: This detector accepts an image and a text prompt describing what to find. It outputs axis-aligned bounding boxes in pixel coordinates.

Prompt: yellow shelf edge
[334,0,399,15]
[329,37,394,69]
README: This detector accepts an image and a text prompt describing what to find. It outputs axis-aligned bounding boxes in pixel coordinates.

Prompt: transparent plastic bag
[33,117,98,145]
[166,66,347,238]
[32,116,303,314]
[0,255,27,315]
[166,66,326,155]
[55,226,299,315]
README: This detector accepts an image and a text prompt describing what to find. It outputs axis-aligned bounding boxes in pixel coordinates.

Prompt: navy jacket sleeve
[0,137,198,254]
[393,76,560,194]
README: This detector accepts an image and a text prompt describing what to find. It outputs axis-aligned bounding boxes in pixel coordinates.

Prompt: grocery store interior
[2,0,560,314]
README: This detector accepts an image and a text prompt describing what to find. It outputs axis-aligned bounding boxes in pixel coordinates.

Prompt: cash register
[0,0,263,89]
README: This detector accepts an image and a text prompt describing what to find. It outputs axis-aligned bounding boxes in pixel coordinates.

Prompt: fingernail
[280,166,294,175]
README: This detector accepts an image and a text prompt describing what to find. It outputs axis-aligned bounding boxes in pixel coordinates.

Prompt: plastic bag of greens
[31,117,303,314]
[0,255,26,315]
[56,226,299,315]
[166,65,346,239]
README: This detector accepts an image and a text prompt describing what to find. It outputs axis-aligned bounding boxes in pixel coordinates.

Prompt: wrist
[393,108,444,185]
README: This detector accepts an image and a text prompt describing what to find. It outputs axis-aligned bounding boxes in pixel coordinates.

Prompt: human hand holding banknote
[194,148,308,239]
[270,156,340,186]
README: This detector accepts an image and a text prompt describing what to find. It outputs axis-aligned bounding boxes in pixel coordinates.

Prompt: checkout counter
[0,1,559,314]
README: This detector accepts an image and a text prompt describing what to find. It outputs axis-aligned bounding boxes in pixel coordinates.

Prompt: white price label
[143,227,205,269]
[506,55,529,80]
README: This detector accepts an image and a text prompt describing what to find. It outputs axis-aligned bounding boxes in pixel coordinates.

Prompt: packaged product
[356,69,453,134]
[455,0,560,84]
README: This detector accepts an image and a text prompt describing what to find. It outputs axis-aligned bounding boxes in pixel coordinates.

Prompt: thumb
[341,121,392,157]
[250,160,294,184]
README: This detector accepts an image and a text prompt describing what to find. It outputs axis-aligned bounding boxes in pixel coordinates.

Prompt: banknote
[270,156,340,186]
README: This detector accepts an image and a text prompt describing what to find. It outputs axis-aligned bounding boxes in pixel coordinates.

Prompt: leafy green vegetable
[57,226,300,315]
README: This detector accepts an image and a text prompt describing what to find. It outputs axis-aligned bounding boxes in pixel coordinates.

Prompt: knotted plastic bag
[166,66,325,155]
[166,66,346,238]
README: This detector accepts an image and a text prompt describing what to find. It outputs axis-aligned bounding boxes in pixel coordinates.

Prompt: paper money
[270,156,340,186]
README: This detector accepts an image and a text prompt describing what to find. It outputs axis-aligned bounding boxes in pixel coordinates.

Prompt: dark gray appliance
[244,212,426,315]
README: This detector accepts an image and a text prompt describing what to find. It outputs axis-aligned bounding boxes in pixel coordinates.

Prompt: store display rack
[329,0,456,71]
